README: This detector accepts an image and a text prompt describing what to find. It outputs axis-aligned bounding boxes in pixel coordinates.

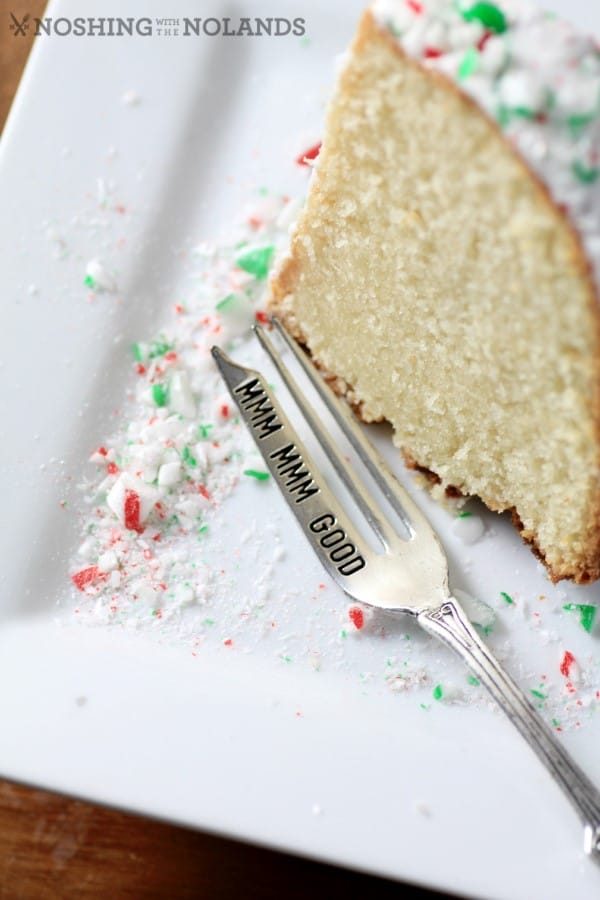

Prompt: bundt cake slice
[268,2,600,583]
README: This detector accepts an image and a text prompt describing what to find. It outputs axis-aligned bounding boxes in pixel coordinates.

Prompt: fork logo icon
[9,12,30,35]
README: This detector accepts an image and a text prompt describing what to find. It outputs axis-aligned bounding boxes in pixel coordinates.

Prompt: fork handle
[418,598,600,859]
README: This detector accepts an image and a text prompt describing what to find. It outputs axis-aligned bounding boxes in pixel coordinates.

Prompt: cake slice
[268,1,600,583]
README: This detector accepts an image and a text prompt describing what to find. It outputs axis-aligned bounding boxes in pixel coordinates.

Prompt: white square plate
[1,1,600,897]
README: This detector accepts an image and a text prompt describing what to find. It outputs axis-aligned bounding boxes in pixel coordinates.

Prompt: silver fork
[212,316,600,860]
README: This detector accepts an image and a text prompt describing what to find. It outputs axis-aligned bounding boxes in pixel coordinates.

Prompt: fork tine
[253,323,394,549]
[211,345,374,592]
[270,316,435,539]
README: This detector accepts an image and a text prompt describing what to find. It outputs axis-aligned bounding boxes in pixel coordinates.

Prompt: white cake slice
[268,1,600,583]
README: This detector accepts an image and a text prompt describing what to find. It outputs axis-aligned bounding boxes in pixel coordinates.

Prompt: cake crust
[269,9,600,584]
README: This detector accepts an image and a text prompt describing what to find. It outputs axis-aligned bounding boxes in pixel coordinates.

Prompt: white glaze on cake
[371,0,600,291]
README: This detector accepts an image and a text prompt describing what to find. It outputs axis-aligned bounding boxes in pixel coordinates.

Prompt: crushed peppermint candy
[348,605,365,630]
[296,142,322,166]
[84,258,117,293]
[69,195,291,627]
[559,650,577,680]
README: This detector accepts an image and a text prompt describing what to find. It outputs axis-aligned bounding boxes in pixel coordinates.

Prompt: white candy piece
[192,443,209,471]
[169,371,196,418]
[174,584,195,607]
[78,538,95,560]
[500,70,547,114]
[216,292,254,341]
[98,550,118,572]
[452,514,485,545]
[176,497,208,518]
[158,461,183,487]
[85,258,117,293]
[130,579,160,608]
[106,473,158,528]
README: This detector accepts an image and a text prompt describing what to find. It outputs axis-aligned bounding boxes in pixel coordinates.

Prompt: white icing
[371,0,600,293]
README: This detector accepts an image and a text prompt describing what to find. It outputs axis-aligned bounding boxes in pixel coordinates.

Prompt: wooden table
[0,5,449,896]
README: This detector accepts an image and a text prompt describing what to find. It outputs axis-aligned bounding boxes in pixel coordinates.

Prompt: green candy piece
[148,340,172,358]
[432,684,443,701]
[152,383,168,407]
[511,106,537,120]
[563,603,597,633]
[197,423,213,439]
[235,245,275,280]
[458,47,479,81]
[572,160,599,184]
[568,112,596,138]
[216,293,237,312]
[84,274,95,289]
[461,2,508,34]
[500,591,514,605]
[182,446,197,467]
[244,469,270,481]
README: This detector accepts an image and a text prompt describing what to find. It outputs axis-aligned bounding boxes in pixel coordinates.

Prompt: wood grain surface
[0,3,450,897]
[0,779,450,899]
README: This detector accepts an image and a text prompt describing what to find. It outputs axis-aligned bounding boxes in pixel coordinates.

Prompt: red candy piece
[560,651,576,678]
[348,606,365,630]
[424,46,443,58]
[477,31,492,52]
[71,566,107,592]
[124,488,143,533]
[296,142,322,166]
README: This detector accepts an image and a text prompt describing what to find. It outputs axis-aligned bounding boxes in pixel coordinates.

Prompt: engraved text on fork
[234,378,319,503]
[309,513,366,576]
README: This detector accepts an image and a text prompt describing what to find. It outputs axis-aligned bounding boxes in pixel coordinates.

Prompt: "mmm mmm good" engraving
[234,377,319,504]
[234,377,284,440]
[309,513,366,576]
[269,443,320,503]
[233,378,365,574]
